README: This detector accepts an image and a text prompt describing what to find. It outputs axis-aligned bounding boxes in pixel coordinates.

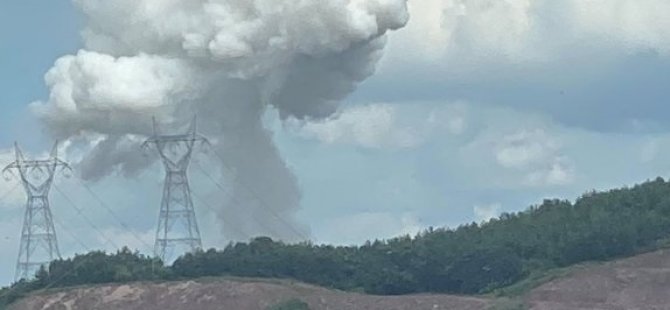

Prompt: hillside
[10,249,670,309]
[4,178,670,308]
[8,278,492,310]
[526,249,670,309]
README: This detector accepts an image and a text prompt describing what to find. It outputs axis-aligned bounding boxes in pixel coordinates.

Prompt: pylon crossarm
[53,158,73,178]
[143,135,208,146]
[4,160,69,175]
[2,162,19,180]
[195,134,211,149]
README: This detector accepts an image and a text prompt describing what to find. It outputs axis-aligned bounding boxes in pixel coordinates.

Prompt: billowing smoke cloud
[32,0,409,242]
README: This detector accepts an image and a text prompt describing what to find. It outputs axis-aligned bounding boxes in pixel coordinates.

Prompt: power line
[0,182,20,206]
[190,189,250,241]
[192,162,285,239]
[0,144,85,300]
[210,149,309,240]
[193,159,309,241]
[53,184,119,250]
[34,186,137,294]
[0,208,154,301]
[0,198,92,302]
[37,222,117,293]
[203,150,309,240]
[74,179,153,253]
[53,217,90,254]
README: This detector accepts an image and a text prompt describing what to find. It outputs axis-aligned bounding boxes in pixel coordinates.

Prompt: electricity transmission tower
[143,117,207,262]
[3,142,70,281]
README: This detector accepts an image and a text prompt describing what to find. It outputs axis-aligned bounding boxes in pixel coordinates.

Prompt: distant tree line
[4,177,670,307]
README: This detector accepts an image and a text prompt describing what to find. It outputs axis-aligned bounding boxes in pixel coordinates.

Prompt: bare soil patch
[526,249,670,310]
[10,278,491,310]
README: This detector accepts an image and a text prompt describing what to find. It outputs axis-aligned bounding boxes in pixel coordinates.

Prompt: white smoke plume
[32,0,409,242]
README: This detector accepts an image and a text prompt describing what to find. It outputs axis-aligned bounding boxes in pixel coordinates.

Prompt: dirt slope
[13,249,670,310]
[9,278,491,310]
[526,249,670,310]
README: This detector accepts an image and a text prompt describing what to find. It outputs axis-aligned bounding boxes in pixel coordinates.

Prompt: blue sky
[0,0,80,148]
[2,0,670,285]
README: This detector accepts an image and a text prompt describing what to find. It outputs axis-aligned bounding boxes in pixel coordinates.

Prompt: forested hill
[4,177,670,306]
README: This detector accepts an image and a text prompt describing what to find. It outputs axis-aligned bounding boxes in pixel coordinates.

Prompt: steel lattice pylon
[3,142,70,281]
[143,117,208,262]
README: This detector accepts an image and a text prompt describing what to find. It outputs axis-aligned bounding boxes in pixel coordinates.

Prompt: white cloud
[496,129,558,169]
[524,157,575,186]
[383,0,670,74]
[292,104,411,148]
[474,203,501,222]
[289,102,468,149]
[456,108,577,190]
[570,0,670,54]
[427,102,469,136]
[495,129,575,187]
